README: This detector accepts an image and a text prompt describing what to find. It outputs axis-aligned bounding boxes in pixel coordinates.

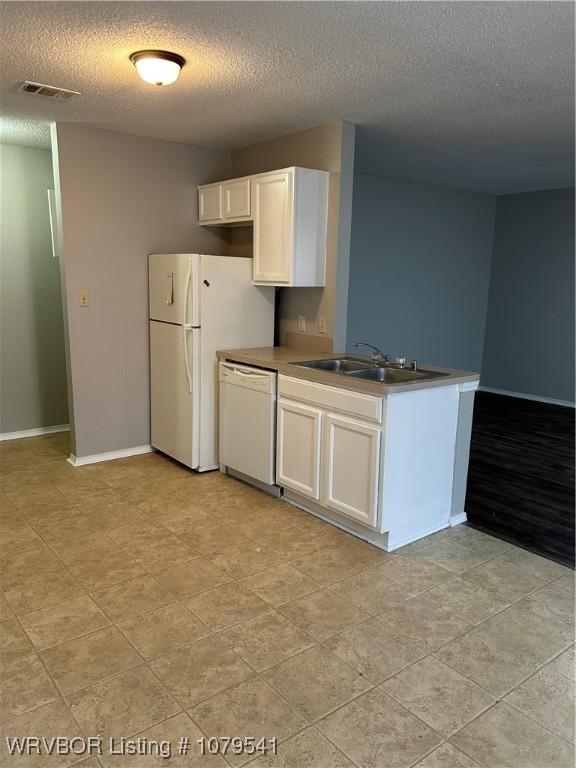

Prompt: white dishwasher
[219,362,277,486]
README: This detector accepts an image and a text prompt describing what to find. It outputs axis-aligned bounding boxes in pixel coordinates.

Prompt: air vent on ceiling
[20,81,81,100]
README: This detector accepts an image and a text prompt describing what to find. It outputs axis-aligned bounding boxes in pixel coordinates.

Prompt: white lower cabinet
[276,381,382,528]
[321,414,380,527]
[276,399,322,500]
[275,374,474,551]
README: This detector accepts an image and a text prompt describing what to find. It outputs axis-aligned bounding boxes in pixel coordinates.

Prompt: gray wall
[346,174,497,371]
[0,144,68,433]
[53,125,231,458]
[482,188,575,402]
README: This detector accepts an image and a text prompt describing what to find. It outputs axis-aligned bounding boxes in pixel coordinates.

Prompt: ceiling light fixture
[129,49,186,86]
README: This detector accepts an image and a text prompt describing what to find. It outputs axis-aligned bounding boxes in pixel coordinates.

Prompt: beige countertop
[217,346,479,396]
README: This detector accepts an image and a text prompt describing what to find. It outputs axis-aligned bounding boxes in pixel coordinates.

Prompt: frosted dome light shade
[130,50,185,86]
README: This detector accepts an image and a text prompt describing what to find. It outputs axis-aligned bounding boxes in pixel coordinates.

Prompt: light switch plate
[318,316,327,334]
[78,289,89,307]
[298,316,306,332]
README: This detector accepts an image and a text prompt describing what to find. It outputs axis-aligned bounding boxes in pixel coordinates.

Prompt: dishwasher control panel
[219,362,276,394]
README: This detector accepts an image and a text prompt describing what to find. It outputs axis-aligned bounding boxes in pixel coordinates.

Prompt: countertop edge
[217,347,480,396]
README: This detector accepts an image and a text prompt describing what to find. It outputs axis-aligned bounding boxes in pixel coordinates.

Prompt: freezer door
[150,320,199,468]
[149,253,198,325]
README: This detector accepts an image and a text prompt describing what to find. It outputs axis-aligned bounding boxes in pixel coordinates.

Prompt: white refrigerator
[149,253,274,471]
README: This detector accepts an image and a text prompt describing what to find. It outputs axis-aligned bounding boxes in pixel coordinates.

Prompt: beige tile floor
[0,433,574,768]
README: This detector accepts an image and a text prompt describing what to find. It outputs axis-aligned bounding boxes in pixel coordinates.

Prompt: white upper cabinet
[252,171,293,284]
[222,178,251,220]
[198,184,222,223]
[197,167,328,287]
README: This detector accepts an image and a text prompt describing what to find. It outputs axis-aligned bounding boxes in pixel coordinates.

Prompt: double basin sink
[297,357,449,383]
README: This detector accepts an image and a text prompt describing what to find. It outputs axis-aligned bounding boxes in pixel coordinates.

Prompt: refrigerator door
[150,320,199,468]
[149,253,199,325]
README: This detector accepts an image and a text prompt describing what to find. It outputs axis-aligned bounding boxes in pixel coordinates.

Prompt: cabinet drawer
[278,375,382,423]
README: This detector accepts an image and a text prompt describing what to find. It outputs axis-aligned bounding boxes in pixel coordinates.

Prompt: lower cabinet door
[276,399,321,499]
[321,413,381,527]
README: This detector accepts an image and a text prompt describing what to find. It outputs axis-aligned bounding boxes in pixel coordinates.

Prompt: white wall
[53,125,231,458]
[0,143,68,434]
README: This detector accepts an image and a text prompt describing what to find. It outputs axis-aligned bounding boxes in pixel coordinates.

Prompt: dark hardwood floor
[465,391,575,568]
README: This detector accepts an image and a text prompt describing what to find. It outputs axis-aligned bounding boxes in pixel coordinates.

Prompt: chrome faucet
[353,342,391,365]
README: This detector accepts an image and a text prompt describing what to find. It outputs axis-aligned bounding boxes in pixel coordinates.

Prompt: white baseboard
[0,424,70,442]
[479,386,575,409]
[68,444,152,467]
[450,512,468,526]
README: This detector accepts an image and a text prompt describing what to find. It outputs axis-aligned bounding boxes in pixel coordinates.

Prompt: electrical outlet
[318,316,327,334]
[298,316,306,332]
[78,289,89,307]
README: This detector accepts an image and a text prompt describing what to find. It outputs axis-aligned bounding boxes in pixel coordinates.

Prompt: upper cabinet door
[198,184,222,222]
[252,171,293,284]
[321,414,381,528]
[223,179,251,220]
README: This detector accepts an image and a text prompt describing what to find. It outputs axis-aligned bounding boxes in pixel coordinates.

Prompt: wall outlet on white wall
[318,316,327,334]
[78,289,90,307]
[298,316,306,332]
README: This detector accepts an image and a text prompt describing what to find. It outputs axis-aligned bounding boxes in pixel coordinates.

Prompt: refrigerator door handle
[165,273,174,305]
[183,327,193,393]
[184,260,192,324]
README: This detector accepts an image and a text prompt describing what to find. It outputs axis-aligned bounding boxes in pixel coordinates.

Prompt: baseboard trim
[0,424,70,442]
[450,512,468,526]
[68,444,152,467]
[479,386,575,409]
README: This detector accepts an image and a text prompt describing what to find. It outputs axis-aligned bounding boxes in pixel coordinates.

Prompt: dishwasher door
[219,362,277,485]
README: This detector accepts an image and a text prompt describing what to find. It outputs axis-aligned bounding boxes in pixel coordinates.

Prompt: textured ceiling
[0,1,573,193]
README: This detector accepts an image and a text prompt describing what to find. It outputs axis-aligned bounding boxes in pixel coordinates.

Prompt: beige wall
[53,125,231,458]
[0,144,68,434]
[231,121,355,350]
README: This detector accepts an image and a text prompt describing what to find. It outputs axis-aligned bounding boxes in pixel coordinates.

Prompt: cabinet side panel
[451,389,476,522]
[293,168,328,287]
[381,386,459,546]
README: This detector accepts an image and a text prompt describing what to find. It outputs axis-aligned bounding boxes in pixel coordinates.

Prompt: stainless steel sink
[345,367,427,382]
[297,357,373,373]
[297,357,450,384]
[346,367,450,382]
